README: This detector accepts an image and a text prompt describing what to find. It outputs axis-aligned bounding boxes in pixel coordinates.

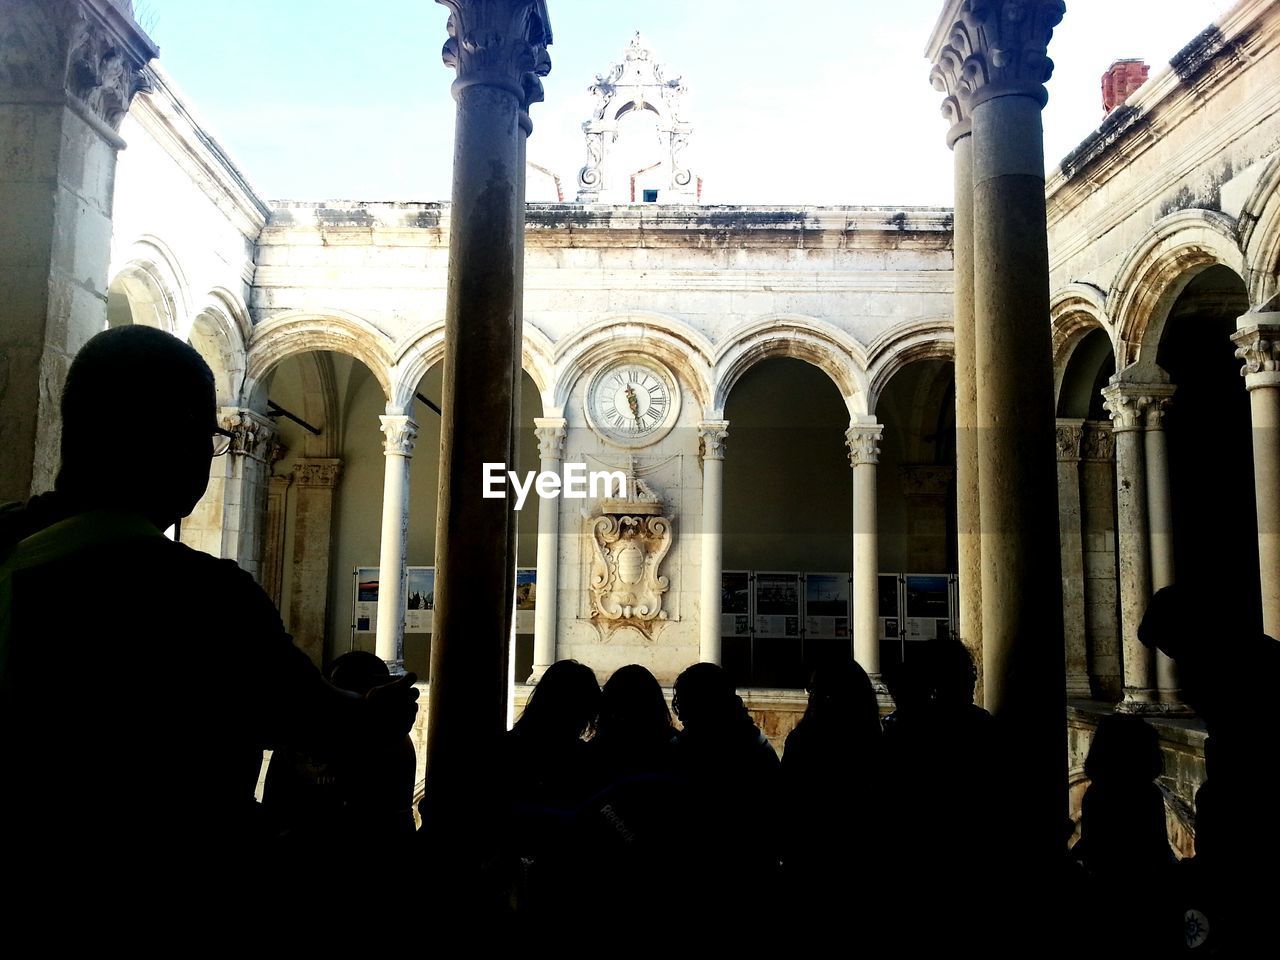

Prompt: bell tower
[576,33,699,204]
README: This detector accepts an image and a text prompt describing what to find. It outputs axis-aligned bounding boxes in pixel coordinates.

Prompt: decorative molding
[534,416,567,461]
[1232,320,1280,387]
[379,415,420,457]
[292,458,343,488]
[586,466,672,638]
[929,0,1066,115]
[219,408,278,463]
[697,420,729,462]
[438,0,552,112]
[1081,421,1115,462]
[1054,419,1085,462]
[845,424,884,466]
[1101,382,1175,433]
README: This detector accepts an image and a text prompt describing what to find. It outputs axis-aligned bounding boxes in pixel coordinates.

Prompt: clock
[584,357,681,448]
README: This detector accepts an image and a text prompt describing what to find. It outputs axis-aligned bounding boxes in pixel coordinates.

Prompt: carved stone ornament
[698,421,729,462]
[1054,420,1084,462]
[438,0,552,111]
[1101,382,1174,433]
[219,408,278,463]
[587,462,673,639]
[534,417,567,461]
[0,0,158,133]
[845,425,884,466]
[379,415,420,457]
[930,0,1066,123]
[1232,322,1280,382]
[1080,421,1115,462]
[292,458,343,488]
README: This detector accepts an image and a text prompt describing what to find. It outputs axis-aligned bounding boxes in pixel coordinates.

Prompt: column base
[1115,688,1162,715]
[1066,675,1093,700]
[526,664,551,685]
[382,658,407,677]
[869,674,894,708]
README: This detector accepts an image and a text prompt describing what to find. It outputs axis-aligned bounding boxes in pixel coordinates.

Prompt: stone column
[263,473,293,609]
[1142,397,1184,707]
[930,46,982,698]
[530,417,566,680]
[698,421,729,666]
[0,0,157,501]
[1055,419,1091,699]
[1101,381,1172,712]
[375,413,419,674]
[1232,318,1280,638]
[289,458,342,667]
[219,407,278,583]
[899,465,954,573]
[930,0,1068,862]
[847,423,884,683]
[424,0,551,845]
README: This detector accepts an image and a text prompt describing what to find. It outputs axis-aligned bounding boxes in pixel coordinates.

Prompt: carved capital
[533,417,567,462]
[1081,421,1115,462]
[698,420,729,462]
[1232,322,1280,389]
[1054,419,1084,462]
[1,1,159,133]
[438,0,552,112]
[845,424,884,466]
[379,415,419,457]
[219,408,278,463]
[292,458,343,489]
[1101,382,1174,433]
[930,0,1065,119]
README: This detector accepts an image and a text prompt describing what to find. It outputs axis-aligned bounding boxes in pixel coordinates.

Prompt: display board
[721,570,752,637]
[754,571,801,637]
[354,566,535,638]
[804,572,850,639]
[515,568,536,634]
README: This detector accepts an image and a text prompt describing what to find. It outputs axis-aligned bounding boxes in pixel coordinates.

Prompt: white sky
[146,0,1236,206]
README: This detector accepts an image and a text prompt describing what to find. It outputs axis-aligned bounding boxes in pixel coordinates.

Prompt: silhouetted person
[496,659,599,916]
[1140,584,1280,952]
[781,659,883,927]
[263,651,417,846]
[671,662,780,916]
[1074,715,1178,951]
[0,326,418,921]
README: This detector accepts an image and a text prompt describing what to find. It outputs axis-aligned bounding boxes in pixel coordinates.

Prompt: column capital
[698,420,729,462]
[1080,420,1115,462]
[1054,418,1085,462]
[379,415,420,457]
[2,1,159,136]
[1232,321,1280,391]
[1101,381,1175,433]
[845,423,884,466]
[928,0,1065,118]
[533,417,567,460]
[292,458,343,489]
[438,0,552,112]
[219,408,279,463]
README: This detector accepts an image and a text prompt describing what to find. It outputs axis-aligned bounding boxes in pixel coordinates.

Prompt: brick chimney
[1102,59,1150,115]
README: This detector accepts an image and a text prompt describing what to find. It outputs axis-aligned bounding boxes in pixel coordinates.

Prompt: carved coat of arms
[587,470,673,638]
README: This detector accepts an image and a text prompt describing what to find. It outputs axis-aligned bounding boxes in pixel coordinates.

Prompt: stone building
[2,0,1277,850]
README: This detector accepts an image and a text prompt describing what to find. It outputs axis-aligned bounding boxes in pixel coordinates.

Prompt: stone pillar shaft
[848,424,883,681]
[1233,321,1280,637]
[263,473,293,609]
[218,407,278,582]
[289,458,343,667]
[1143,401,1182,703]
[1056,419,1091,699]
[376,414,418,673]
[424,0,551,845]
[0,0,156,501]
[698,421,729,665]
[530,417,566,679]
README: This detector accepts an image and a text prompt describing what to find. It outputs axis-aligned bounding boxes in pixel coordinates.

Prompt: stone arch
[1240,151,1280,306]
[1051,283,1113,406]
[187,299,247,408]
[1109,209,1246,366]
[865,318,954,413]
[713,315,867,417]
[242,310,395,410]
[555,312,713,414]
[106,235,192,335]
[392,320,555,418]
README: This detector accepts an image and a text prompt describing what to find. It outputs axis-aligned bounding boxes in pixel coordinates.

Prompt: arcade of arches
[2,0,1279,851]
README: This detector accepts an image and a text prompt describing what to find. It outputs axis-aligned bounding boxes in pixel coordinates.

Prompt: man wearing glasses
[0,325,419,904]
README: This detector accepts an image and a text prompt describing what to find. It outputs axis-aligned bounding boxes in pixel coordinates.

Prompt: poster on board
[515,568,536,633]
[755,572,800,637]
[354,567,379,633]
[405,567,435,633]
[721,570,751,636]
[804,572,849,638]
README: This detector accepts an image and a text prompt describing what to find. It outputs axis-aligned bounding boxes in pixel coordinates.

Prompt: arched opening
[874,358,958,677]
[722,357,851,688]
[1157,264,1260,629]
[1057,328,1121,700]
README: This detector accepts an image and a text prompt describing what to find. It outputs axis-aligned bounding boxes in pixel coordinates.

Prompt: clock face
[585,358,681,447]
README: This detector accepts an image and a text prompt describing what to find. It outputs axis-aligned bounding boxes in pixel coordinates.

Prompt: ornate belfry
[577,32,698,204]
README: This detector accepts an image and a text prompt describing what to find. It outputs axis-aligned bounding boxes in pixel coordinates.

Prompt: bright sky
[143,0,1234,206]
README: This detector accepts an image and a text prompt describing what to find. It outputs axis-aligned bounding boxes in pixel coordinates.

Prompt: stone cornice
[128,63,270,237]
[1045,0,1279,216]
